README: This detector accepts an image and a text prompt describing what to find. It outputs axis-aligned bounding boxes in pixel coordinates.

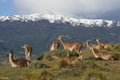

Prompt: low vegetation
[0,43,120,80]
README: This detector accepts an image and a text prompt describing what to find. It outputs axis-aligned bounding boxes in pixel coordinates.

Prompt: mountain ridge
[0,13,120,28]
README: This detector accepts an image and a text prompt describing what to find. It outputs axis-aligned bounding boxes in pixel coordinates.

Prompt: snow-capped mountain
[1,13,120,53]
[0,13,120,28]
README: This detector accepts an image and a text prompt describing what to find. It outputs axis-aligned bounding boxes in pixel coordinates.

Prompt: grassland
[0,43,120,80]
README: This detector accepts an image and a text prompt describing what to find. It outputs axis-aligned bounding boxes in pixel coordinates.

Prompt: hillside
[0,14,120,54]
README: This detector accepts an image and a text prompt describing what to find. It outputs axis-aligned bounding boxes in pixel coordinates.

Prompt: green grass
[0,60,120,80]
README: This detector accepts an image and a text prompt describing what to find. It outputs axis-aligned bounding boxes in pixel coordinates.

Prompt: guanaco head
[58,35,62,39]
[21,44,28,49]
[8,49,14,57]
[58,36,64,41]
[86,40,90,44]
[8,49,13,54]
[21,44,32,52]
[96,38,100,43]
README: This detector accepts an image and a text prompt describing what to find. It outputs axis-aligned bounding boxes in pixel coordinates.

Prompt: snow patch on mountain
[0,13,120,28]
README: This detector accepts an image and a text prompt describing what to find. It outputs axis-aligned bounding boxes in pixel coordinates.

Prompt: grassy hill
[1,60,120,80]
[0,43,120,80]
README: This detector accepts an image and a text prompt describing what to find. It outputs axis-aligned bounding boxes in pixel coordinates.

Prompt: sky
[0,0,15,16]
[0,0,120,20]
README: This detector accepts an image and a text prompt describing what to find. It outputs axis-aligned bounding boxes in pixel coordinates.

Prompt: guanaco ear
[96,38,101,40]
[57,35,63,40]
[8,49,13,53]
[59,35,64,37]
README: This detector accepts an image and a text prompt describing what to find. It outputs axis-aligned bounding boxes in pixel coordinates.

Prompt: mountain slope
[0,14,120,54]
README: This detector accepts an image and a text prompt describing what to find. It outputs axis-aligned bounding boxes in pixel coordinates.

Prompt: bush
[58,60,69,68]
[31,61,50,69]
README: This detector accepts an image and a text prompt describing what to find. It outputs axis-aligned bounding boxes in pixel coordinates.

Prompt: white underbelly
[102,55,109,60]
[68,47,74,52]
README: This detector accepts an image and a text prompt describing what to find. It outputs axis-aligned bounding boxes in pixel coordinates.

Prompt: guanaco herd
[8,44,32,68]
[8,36,115,68]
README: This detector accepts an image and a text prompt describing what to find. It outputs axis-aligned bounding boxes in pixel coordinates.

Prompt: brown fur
[49,42,59,51]
[93,44,104,50]
[8,50,30,68]
[21,44,32,60]
[96,39,112,49]
[86,40,93,49]
[91,47,114,60]
[51,54,80,64]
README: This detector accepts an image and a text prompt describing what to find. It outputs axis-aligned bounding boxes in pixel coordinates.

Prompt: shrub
[31,61,50,69]
[58,60,69,68]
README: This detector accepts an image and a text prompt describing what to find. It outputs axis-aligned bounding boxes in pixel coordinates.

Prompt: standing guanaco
[21,44,32,60]
[58,36,83,60]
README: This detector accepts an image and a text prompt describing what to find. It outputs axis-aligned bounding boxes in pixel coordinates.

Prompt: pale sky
[0,0,120,20]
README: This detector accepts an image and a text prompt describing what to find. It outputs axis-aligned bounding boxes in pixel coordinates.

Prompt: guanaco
[8,50,30,68]
[49,41,59,51]
[90,46,114,60]
[86,40,93,49]
[21,44,32,60]
[96,38,112,49]
[58,36,83,60]
[51,54,80,64]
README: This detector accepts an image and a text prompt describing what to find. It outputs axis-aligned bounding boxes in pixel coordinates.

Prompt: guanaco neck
[51,55,62,61]
[91,47,98,58]
[96,39,101,44]
[59,37,66,48]
[9,53,14,63]
[86,40,90,48]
